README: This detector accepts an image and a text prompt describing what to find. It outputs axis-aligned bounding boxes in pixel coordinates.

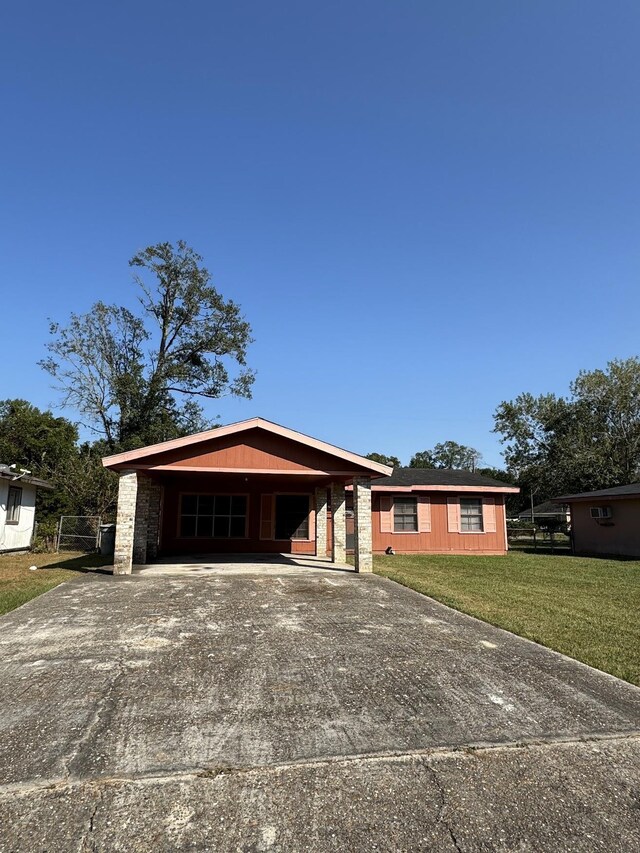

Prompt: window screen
[393,497,418,532]
[460,498,483,532]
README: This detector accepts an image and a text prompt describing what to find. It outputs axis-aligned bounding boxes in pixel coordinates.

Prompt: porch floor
[133,553,354,576]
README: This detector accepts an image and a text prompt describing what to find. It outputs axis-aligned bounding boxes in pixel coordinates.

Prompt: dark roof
[372,468,517,490]
[0,470,53,490]
[556,483,640,502]
[518,500,567,519]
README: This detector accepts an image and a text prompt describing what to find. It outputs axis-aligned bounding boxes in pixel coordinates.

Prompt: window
[6,486,22,524]
[393,497,418,532]
[275,495,310,540]
[180,495,247,538]
[460,497,483,532]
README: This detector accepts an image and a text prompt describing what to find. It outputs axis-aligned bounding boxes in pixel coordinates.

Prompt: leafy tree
[410,441,483,471]
[494,357,640,500]
[0,400,115,537]
[366,452,401,468]
[408,450,437,469]
[41,241,255,450]
[0,399,78,477]
[475,466,511,482]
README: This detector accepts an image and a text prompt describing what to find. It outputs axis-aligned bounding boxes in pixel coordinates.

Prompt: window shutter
[483,497,497,533]
[447,497,460,533]
[260,494,274,540]
[417,496,431,533]
[380,496,393,532]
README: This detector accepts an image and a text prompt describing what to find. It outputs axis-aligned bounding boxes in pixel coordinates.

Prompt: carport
[102,417,391,575]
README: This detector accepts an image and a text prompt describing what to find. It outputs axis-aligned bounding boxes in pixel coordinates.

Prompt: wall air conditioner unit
[590,506,612,520]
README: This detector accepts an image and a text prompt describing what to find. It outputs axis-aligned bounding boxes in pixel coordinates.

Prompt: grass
[0,551,112,616]
[375,550,640,686]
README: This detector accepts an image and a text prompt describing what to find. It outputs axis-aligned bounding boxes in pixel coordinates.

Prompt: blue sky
[1,1,638,467]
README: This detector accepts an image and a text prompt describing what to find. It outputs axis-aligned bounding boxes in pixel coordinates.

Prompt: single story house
[556,483,640,558]
[0,465,52,553]
[102,418,519,574]
[358,468,518,555]
[518,500,570,527]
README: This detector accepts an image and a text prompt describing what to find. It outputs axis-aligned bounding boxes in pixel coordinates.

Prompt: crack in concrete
[1,730,639,801]
[78,785,104,853]
[425,760,463,852]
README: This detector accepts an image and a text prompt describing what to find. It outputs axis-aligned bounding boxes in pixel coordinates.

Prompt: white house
[0,465,52,553]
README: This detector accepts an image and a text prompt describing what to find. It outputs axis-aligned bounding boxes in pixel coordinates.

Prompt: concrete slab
[135,552,353,576]
[1,571,639,850]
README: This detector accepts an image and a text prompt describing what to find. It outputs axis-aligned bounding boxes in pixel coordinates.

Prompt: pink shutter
[483,497,497,533]
[379,496,393,532]
[307,496,315,541]
[260,494,274,540]
[417,496,431,532]
[447,497,460,533]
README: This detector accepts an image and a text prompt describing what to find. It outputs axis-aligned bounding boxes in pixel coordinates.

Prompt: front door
[274,495,310,541]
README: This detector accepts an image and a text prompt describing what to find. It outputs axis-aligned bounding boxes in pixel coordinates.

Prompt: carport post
[315,486,328,558]
[113,470,138,575]
[331,482,346,563]
[132,475,150,565]
[353,477,373,573]
[146,480,162,561]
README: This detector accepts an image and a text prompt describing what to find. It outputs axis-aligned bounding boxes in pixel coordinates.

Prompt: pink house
[102,418,518,573]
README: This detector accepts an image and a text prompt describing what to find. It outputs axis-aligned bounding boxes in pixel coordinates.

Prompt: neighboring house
[102,418,520,574]
[556,483,640,558]
[0,465,52,553]
[518,500,570,526]
[357,468,518,555]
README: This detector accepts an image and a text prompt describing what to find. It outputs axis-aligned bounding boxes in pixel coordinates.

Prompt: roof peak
[102,417,393,476]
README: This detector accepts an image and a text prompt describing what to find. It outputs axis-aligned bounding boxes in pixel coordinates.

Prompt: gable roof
[556,483,640,502]
[102,417,393,476]
[367,467,519,493]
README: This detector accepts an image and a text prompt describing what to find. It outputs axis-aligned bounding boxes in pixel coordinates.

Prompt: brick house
[102,418,518,573]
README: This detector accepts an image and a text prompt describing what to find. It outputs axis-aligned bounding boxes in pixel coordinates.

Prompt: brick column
[331,481,346,564]
[133,475,150,565]
[113,470,138,575]
[315,486,328,558]
[353,476,373,573]
[146,480,162,561]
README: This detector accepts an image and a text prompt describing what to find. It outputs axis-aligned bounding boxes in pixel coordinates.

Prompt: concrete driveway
[1,567,639,851]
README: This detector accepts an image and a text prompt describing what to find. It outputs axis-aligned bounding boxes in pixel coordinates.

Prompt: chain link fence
[56,516,101,552]
[507,526,571,553]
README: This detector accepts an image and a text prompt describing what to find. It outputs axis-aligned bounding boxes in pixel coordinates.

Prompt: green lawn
[0,551,112,616]
[375,551,640,686]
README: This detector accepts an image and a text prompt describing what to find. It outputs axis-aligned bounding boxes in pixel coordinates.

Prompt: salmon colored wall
[571,499,640,557]
[371,492,508,555]
[159,474,319,555]
[141,428,371,473]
